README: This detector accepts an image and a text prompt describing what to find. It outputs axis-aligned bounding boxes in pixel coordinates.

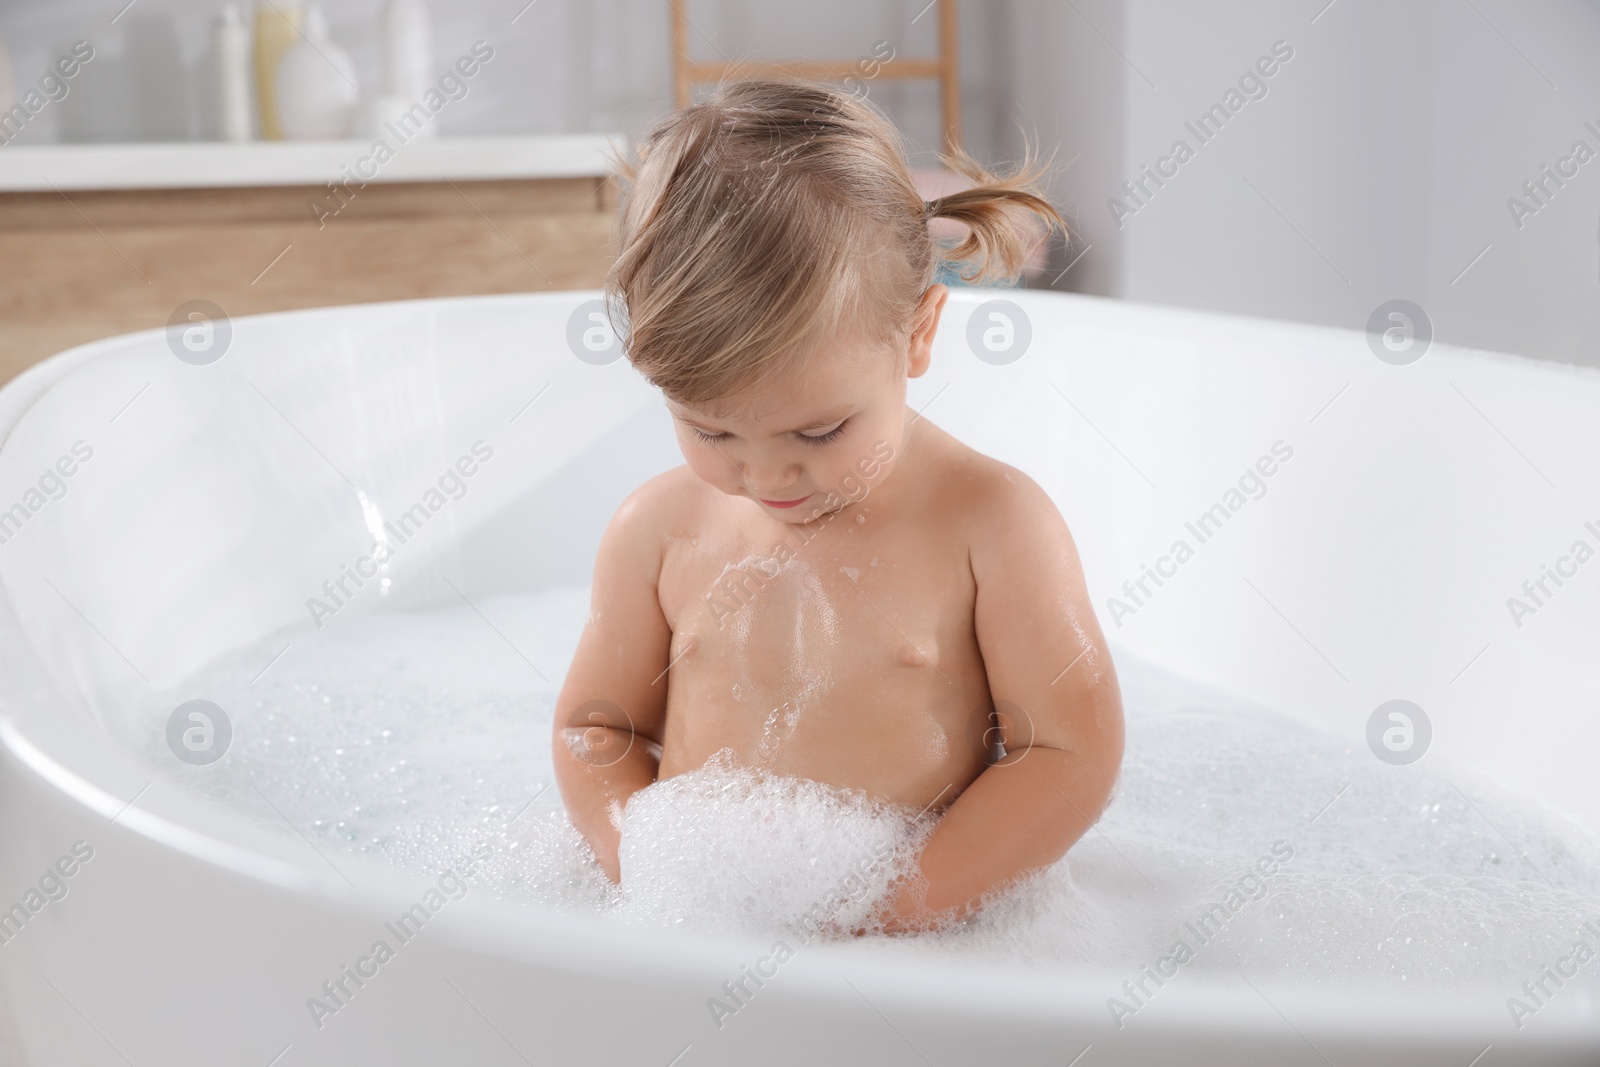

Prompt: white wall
[1007,0,1600,368]
[1003,0,1127,301]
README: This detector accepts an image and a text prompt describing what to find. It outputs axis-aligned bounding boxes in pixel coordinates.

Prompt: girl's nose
[744,456,800,495]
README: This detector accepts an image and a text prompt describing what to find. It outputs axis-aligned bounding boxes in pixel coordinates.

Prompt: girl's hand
[598,844,622,886]
[851,876,946,937]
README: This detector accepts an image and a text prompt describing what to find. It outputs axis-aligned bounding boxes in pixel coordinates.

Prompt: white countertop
[0,134,624,192]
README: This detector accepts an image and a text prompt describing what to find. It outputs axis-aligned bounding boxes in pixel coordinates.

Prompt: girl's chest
[658,512,976,670]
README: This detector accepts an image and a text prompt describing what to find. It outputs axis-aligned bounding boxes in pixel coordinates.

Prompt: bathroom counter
[0,135,624,386]
[0,134,622,191]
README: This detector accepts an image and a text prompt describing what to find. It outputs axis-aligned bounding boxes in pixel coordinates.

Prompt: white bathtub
[0,289,1596,1065]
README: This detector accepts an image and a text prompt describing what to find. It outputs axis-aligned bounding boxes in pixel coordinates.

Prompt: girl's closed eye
[684,419,846,445]
[797,420,848,446]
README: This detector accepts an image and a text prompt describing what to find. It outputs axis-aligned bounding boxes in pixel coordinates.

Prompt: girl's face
[667,285,948,525]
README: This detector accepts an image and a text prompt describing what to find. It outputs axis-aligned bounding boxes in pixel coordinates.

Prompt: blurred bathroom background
[0,0,1596,366]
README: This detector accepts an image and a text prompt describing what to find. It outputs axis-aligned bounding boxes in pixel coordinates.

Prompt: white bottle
[274,4,358,139]
[379,0,432,100]
[0,34,14,118]
[363,0,434,140]
[212,5,253,141]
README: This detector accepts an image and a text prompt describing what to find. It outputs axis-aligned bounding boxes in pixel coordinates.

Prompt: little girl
[552,79,1123,934]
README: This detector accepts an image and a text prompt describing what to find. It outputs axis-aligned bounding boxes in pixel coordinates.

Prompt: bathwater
[133,586,1600,989]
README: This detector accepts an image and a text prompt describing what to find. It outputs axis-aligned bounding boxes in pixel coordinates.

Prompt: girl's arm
[882,468,1124,929]
[551,482,674,883]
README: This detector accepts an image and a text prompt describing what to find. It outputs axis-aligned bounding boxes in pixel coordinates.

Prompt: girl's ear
[906,284,950,379]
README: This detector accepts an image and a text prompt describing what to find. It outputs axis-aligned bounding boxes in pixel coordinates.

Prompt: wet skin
[553,284,1124,931]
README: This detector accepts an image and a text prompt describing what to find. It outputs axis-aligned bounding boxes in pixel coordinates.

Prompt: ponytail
[923,142,1068,284]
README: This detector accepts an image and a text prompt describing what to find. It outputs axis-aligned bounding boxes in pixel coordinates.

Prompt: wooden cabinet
[0,141,619,385]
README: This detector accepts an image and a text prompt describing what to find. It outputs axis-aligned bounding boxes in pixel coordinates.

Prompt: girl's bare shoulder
[605,465,719,551]
[912,424,1066,539]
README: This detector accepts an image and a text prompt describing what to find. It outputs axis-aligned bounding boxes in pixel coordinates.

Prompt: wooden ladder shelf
[669,0,963,154]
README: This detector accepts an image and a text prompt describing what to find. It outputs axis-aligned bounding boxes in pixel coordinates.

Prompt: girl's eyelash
[688,421,847,445]
[797,422,847,446]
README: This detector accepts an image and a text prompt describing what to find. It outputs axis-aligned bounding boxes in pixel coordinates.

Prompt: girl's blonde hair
[605,78,1067,405]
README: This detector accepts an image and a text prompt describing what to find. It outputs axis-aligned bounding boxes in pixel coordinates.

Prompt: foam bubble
[127,585,1600,986]
[613,753,930,936]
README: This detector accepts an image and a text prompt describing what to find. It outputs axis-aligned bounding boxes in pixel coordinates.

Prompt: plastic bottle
[0,33,14,118]
[379,0,432,100]
[274,4,358,140]
[361,0,434,139]
[213,4,252,141]
[253,1,301,140]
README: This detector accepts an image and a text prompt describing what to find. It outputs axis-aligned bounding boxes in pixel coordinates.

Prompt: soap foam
[613,752,931,936]
[130,585,1600,988]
